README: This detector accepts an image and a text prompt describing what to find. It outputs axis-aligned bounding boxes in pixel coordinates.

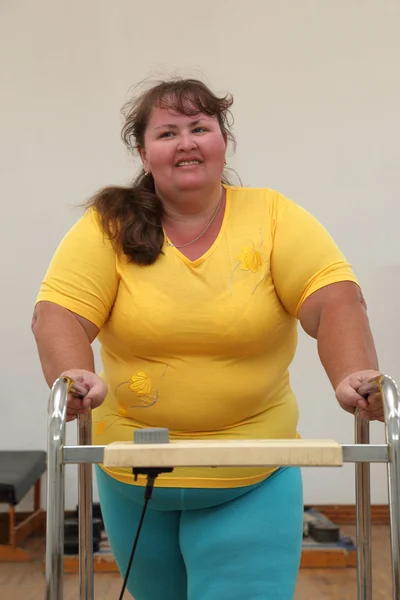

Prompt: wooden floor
[0,525,392,599]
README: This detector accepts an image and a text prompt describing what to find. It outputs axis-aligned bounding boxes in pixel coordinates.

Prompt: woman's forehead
[148,106,216,127]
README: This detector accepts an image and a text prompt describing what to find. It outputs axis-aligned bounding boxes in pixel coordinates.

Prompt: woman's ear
[137,145,149,173]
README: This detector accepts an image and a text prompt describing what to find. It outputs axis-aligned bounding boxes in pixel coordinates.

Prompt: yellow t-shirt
[36,186,358,488]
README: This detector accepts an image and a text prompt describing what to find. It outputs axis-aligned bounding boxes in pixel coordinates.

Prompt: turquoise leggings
[96,466,303,600]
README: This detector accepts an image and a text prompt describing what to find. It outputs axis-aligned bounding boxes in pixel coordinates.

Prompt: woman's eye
[160,131,174,138]
[193,127,206,133]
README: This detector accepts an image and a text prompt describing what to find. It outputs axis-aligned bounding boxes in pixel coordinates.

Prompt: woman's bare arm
[32,301,107,420]
[298,282,382,420]
[32,301,99,387]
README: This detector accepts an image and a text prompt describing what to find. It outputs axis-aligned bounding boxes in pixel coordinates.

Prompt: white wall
[1,0,399,510]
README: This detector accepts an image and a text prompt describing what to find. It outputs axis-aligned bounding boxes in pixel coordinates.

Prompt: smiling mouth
[176,160,202,167]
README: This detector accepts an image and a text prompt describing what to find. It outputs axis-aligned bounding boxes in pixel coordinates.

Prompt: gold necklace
[165,195,223,249]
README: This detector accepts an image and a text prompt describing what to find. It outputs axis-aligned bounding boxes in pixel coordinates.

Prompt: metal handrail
[381,375,400,598]
[78,410,94,600]
[45,373,400,600]
[46,376,94,600]
[46,377,67,600]
[355,411,372,600]
[355,374,400,600]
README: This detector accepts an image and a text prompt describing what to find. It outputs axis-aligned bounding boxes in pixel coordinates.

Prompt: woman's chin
[174,175,208,192]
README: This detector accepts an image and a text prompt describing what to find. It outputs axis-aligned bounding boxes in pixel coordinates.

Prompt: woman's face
[139,104,227,199]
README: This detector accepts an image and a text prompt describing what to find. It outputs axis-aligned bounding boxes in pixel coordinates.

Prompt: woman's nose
[177,133,196,152]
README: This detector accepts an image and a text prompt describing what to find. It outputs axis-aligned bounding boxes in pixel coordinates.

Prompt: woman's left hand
[335,370,384,422]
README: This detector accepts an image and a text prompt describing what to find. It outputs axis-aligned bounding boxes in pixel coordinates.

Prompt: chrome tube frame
[46,377,67,600]
[381,376,400,598]
[46,374,400,600]
[355,411,372,600]
[355,375,400,600]
[46,376,94,600]
[78,412,94,600]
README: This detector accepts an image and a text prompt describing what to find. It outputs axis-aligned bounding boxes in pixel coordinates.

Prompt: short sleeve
[35,209,119,328]
[270,192,359,317]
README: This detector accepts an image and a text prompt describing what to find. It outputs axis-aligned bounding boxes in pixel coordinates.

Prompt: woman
[32,78,382,600]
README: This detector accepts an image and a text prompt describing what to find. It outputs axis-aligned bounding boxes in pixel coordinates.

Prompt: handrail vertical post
[78,411,94,600]
[380,376,400,599]
[355,411,372,600]
[45,377,69,600]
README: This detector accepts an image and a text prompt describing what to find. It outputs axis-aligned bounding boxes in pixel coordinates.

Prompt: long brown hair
[86,78,236,265]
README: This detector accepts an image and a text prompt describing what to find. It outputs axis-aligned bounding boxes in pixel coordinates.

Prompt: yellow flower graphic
[238,247,263,272]
[94,365,169,437]
[128,372,152,397]
[230,232,268,296]
[106,363,169,425]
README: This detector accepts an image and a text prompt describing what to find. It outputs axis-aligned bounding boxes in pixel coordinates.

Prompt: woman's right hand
[60,369,108,422]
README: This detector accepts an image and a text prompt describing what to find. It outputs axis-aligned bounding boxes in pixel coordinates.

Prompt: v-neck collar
[164,186,231,267]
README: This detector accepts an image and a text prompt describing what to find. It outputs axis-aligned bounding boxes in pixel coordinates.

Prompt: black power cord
[118,467,174,600]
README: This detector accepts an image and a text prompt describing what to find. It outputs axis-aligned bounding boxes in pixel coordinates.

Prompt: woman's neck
[158,184,224,224]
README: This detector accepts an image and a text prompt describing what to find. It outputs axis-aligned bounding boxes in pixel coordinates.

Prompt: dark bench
[0,450,46,561]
